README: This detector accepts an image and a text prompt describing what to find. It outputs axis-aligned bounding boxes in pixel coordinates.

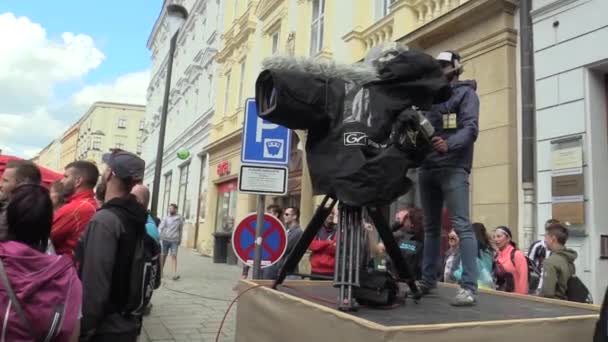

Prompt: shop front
[198,131,256,256]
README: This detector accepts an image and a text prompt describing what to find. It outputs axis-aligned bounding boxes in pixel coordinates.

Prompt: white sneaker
[450,288,476,307]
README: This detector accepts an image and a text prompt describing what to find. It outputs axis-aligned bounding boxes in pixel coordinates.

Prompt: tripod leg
[367,206,421,299]
[272,195,337,289]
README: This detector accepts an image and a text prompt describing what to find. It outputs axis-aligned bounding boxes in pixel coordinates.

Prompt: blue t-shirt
[146,214,160,241]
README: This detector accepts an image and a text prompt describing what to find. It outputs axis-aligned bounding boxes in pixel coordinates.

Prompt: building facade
[60,122,81,169]
[142,0,223,248]
[531,0,608,301]
[194,0,524,256]
[76,102,145,167]
[343,0,521,232]
[37,139,62,172]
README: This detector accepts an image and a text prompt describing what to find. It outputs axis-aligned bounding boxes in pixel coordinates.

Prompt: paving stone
[139,248,241,341]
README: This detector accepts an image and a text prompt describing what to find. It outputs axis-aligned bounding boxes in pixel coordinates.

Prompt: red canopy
[0,155,63,189]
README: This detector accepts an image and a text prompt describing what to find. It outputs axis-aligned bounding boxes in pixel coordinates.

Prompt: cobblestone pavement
[140,248,242,342]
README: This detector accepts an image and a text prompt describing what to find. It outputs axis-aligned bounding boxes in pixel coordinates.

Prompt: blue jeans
[161,240,180,256]
[419,167,478,293]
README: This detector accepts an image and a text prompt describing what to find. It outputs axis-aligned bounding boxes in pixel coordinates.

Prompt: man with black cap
[77,149,148,342]
[418,50,480,307]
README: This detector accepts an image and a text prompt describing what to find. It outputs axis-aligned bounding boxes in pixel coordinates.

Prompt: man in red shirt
[309,208,337,279]
[51,161,99,256]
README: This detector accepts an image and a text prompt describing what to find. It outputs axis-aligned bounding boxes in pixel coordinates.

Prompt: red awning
[0,155,63,189]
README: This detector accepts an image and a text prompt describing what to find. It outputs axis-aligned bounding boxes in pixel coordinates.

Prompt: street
[140,248,241,342]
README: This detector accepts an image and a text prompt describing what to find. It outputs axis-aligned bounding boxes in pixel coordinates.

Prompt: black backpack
[124,233,162,316]
[566,275,593,304]
[510,249,542,294]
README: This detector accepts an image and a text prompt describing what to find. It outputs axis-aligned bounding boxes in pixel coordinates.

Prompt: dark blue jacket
[421,80,479,172]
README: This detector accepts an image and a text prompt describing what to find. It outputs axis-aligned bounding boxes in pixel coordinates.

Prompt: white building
[142,0,224,247]
[531,0,608,301]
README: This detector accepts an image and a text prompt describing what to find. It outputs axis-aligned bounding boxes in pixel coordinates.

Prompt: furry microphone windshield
[254,46,450,206]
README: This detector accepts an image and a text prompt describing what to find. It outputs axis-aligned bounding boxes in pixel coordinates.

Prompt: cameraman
[418,50,480,307]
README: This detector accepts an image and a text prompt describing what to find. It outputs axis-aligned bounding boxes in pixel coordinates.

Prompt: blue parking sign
[241,98,291,166]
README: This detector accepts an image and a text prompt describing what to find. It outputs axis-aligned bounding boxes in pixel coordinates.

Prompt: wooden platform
[235,280,600,342]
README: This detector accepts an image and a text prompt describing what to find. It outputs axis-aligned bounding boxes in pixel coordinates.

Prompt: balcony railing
[404,0,470,25]
[363,14,395,50]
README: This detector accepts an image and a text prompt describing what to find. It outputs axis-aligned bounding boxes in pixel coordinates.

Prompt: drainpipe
[520,0,537,249]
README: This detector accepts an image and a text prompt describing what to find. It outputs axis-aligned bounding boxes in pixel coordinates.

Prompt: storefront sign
[550,136,585,227]
[551,173,584,200]
[551,146,583,171]
[217,160,231,177]
[552,201,585,226]
[238,164,288,195]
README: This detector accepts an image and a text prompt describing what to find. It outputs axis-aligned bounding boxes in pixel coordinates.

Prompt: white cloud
[0,108,67,152]
[0,13,150,158]
[0,13,105,113]
[71,70,150,109]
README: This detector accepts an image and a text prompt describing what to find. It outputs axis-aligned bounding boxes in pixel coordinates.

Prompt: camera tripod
[272,195,421,311]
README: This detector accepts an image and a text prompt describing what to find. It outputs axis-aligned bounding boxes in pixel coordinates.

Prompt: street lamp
[150,4,189,218]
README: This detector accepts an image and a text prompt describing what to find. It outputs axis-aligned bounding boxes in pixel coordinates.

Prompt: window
[238,61,246,108]
[117,117,127,128]
[223,71,231,114]
[233,0,239,20]
[271,31,280,55]
[139,120,145,130]
[310,0,325,55]
[116,142,124,149]
[177,163,190,219]
[375,0,393,20]
[162,173,173,215]
[93,137,101,150]
[215,180,238,233]
[136,142,143,155]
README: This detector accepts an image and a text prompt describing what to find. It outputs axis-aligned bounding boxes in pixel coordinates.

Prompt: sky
[0,0,162,158]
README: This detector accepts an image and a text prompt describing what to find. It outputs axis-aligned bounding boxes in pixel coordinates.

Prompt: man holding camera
[418,50,480,307]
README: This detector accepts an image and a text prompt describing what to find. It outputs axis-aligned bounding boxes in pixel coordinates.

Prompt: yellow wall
[343,0,520,234]
[76,102,145,167]
[37,139,62,172]
[199,0,262,255]
[60,124,80,170]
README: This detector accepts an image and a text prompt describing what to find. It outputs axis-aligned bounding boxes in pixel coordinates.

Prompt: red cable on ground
[215,284,265,342]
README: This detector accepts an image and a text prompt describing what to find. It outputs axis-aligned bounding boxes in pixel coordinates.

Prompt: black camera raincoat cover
[254,48,450,207]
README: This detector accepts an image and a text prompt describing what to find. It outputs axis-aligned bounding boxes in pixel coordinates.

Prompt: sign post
[253,195,266,279]
[239,98,291,279]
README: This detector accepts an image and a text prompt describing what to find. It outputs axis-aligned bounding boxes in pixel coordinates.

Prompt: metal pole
[253,194,266,279]
[150,31,178,218]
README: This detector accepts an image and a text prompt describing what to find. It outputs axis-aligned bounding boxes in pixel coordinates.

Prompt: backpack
[510,249,541,294]
[353,268,399,307]
[123,232,161,316]
[566,275,593,304]
[0,241,81,342]
[103,206,161,318]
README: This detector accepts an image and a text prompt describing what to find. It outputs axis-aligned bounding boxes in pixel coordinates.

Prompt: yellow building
[76,102,146,167]
[343,0,520,233]
[198,0,260,253]
[37,139,63,172]
[198,0,522,255]
[59,122,81,169]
